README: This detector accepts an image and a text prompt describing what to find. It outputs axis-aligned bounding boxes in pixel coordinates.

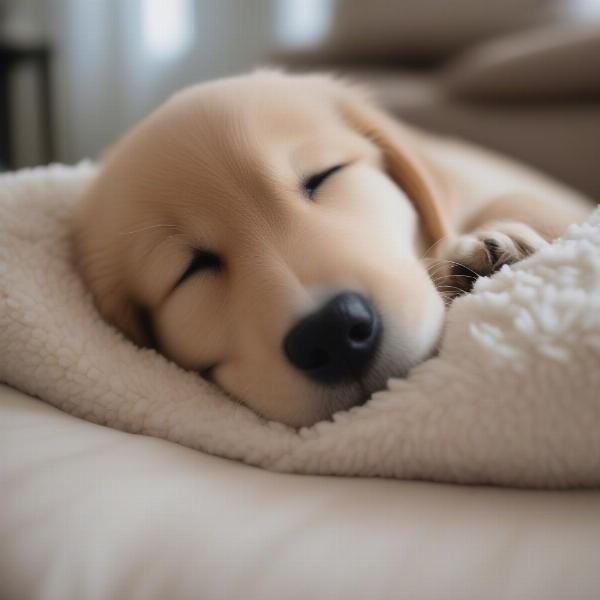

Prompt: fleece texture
[0,163,599,488]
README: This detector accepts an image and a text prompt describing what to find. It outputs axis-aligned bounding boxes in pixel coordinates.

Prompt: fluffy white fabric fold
[1,164,599,487]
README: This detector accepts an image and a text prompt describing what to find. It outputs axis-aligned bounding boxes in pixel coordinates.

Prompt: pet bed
[2,383,600,600]
[0,149,599,489]
[1,143,600,600]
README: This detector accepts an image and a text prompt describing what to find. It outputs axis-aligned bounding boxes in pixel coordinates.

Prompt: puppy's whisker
[431,274,477,284]
[428,259,480,278]
[419,235,449,260]
[427,264,451,278]
[426,258,457,273]
[437,284,468,292]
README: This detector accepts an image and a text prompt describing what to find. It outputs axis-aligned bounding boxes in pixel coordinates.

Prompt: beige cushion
[2,383,600,599]
[443,24,600,99]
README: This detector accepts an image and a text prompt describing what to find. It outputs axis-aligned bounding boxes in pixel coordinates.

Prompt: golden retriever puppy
[74,71,588,427]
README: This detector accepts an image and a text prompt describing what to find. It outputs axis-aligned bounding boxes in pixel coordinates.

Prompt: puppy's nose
[283,292,381,384]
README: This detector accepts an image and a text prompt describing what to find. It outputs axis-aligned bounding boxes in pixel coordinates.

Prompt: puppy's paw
[437,221,547,298]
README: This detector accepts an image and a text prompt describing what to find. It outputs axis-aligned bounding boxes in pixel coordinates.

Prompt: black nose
[283,292,381,384]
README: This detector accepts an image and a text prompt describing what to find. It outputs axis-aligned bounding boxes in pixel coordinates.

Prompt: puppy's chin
[230,345,438,429]
[209,296,447,428]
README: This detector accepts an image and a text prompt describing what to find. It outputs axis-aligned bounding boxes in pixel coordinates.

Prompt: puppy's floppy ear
[337,88,451,244]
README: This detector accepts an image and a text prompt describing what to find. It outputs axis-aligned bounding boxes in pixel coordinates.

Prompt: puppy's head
[75,71,448,427]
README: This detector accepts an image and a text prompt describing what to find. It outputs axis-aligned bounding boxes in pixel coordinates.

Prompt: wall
[6,0,334,165]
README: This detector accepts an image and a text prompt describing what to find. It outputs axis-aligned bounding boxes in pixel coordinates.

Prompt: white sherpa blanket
[1,163,599,488]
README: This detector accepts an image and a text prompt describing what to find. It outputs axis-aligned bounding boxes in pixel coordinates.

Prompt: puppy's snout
[283,292,381,384]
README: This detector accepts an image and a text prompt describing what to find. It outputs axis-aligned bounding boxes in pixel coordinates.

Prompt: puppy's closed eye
[177,249,222,286]
[303,165,344,199]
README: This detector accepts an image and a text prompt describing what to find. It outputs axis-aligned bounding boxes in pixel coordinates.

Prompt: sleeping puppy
[75,71,588,427]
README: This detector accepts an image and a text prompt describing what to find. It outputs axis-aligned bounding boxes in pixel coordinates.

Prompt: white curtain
[8,0,335,165]
[42,0,287,163]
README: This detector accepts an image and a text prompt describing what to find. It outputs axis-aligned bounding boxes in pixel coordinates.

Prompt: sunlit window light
[277,0,335,48]
[142,0,194,61]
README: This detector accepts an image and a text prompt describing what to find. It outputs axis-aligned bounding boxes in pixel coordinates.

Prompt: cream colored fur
[75,71,590,427]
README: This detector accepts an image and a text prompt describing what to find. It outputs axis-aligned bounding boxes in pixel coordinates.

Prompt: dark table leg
[0,56,13,168]
[38,53,54,164]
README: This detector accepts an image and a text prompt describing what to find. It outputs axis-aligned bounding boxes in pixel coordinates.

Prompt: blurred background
[1,0,599,197]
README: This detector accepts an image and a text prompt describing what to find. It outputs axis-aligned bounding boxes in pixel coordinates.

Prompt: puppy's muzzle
[283,292,381,384]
